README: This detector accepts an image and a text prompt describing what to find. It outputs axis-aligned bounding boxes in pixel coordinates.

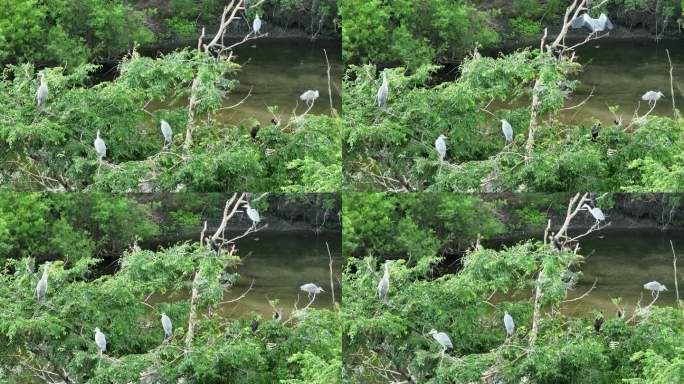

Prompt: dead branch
[327,242,336,308]
[560,86,595,111]
[324,49,334,113]
[218,279,255,305]
[182,0,266,156]
[562,278,598,303]
[672,240,680,303]
[217,86,253,111]
[666,49,677,117]
[186,193,265,353]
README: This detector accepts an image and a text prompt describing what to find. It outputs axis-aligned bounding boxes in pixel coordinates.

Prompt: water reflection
[565,229,683,315]
[226,38,342,125]
[220,231,342,318]
[564,40,684,125]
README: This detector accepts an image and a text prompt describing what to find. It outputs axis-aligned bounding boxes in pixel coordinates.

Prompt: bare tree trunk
[528,268,545,346]
[525,76,544,163]
[183,77,200,156]
[184,270,201,353]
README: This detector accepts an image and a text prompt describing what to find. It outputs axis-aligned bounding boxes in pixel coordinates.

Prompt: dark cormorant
[591,123,600,142]
[594,312,604,333]
[250,123,260,139]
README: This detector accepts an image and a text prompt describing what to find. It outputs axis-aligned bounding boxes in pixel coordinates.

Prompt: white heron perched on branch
[161,120,173,145]
[94,130,107,161]
[253,14,262,35]
[501,119,513,145]
[161,313,173,339]
[435,134,447,162]
[377,71,388,110]
[300,90,319,107]
[300,283,324,299]
[36,72,48,111]
[429,329,453,351]
[377,261,390,301]
[583,204,605,222]
[571,13,614,33]
[35,261,50,301]
[244,203,261,226]
[641,91,664,107]
[94,328,107,356]
[503,312,515,338]
[643,281,667,297]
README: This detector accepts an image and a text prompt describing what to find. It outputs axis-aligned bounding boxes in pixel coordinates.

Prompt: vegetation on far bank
[342,0,683,67]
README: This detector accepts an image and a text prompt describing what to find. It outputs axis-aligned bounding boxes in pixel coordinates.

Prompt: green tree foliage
[0,194,342,383]
[0,0,153,64]
[0,245,341,383]
[0,51,341,192]
[342,0,682,67]
[341,0,500,68]
[0,0,339,66]
[342,193,505,262]
[342,193,684,383]
[343,51,684,192]
[0,193,158,264]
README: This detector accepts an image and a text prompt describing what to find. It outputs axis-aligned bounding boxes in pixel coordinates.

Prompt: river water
[228,39,342,124]
[492,228,683,317]
[564,39,684,125]
[564,229,683,316]
[142,38,342,129]
[220,230,342,319]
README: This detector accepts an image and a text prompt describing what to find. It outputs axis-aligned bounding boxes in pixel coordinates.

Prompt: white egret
[36,72,48,111]
[571,13,614,33]
[35,261,50,301]
[583,204,605,222]
[300,283,324,299]
[377,261,390,301]
[643,281,667,297]
[94,130,107,161]
[300,90,320,107]
[377,71,388,109]
[429,329,453,351]
[503,312,515,338]
[253,14,262,35]
[161,120,173,145]
[161,313,172,339]
[641,91,664,106]
[435,134,447,162]
[501,119,513,144]
[94,328,107,356]
[245,203,261,225]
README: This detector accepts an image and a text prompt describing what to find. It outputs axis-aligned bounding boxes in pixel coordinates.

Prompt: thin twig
[671,240,680,303]
[666,49,676,117]
[219,279,255,305]
[217,86,253,111]
[323,49,334,113]
[326,242,336,308]
[561,86,595,111]
[562,278,598,303]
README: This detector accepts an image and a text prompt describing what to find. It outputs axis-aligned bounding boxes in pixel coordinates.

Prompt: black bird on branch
[594,312,604,334]
[591,123,601,142]
[250,122,261,139]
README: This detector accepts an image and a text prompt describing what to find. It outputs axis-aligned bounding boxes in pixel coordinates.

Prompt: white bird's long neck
[383,264,389,278]
[42,265,49,279]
